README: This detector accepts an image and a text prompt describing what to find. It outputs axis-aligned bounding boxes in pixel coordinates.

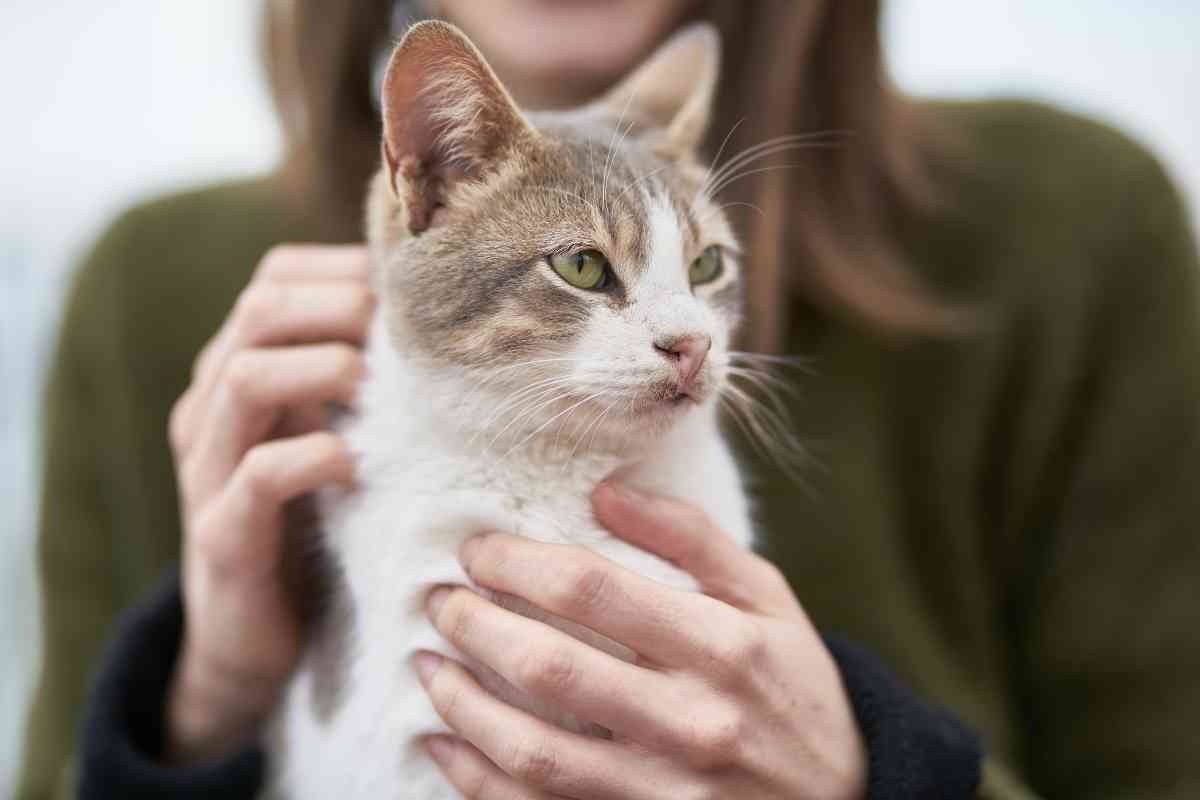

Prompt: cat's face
[368,21,739,449]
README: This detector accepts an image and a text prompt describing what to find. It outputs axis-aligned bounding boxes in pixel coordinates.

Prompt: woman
[18,1,1200,798]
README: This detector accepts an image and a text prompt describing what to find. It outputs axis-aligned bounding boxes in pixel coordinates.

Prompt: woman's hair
[264,0,956,351]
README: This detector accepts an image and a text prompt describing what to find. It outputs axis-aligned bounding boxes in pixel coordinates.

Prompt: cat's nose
[654,334,712,390]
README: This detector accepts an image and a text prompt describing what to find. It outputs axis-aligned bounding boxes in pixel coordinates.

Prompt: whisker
[699,130,850,197]
[485,388,578,453]
[501,389,611,460]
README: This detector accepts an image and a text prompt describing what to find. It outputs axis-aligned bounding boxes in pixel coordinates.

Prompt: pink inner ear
[379,21,530,234]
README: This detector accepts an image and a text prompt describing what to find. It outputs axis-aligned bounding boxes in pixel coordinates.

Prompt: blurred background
[1,0,1197,788]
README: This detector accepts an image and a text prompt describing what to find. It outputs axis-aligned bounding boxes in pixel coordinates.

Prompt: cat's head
[368,20,740,452]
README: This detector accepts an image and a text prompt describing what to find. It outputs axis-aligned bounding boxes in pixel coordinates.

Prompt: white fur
[264,193,752,800]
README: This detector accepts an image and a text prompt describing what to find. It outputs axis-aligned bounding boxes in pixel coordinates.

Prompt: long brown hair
[263,0,955,351]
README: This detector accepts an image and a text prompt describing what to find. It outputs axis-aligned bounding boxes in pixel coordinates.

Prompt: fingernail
[597,480,643,504]
[426,586,451,619]
[459,534,487,569]
[413,651,443,686]
[425,735,456,765]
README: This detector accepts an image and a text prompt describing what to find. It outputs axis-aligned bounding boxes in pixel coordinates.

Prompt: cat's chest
[328,450,691,610]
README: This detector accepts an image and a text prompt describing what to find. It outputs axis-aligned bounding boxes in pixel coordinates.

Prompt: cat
[264,19,754,799]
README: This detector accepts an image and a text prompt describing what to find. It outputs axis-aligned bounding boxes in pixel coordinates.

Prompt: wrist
[166,642,281,766]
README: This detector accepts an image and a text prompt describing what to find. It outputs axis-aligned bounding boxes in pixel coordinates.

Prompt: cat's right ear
[380,21,534,234]
[599,23,720,159]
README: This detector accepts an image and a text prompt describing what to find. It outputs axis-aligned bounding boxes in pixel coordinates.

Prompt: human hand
[417,482,867,799]
[165,244,372,764]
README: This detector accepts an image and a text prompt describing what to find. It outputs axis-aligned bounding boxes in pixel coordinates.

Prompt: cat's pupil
[574,253,585,271]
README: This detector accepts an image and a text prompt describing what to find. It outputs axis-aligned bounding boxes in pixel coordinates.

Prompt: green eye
[689,246,723,286]
[550,249,611,290]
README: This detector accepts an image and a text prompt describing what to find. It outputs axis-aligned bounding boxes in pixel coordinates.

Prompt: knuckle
[347,284,376,319]
[708,620,765,680]
[240,446,281,503]
[190,511,242,577]
[757,558,788,588]
[235,284,281,337]
[519,646,577,698]
[309,431,347,465]
[223,351,262,404]
[168,394,192,453]
[677,504,715,534]
[177,451,205,500]
[191,340,216,381]
[507,738,560,786]
[257,244,300,279]
[683,707,744,769]
[330,344,365,384]
[558,557,612,616]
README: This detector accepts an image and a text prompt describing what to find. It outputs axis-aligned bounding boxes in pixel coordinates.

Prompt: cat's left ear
[380,21,535,233]
[599,23,720,158]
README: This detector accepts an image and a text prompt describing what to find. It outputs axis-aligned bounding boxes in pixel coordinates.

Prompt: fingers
[190,431,353,579]
[186,280,373,421]
[191,245,369,385]
[425,736,561,800]
[592,483,798,614]
[426,587,701,747]
[176,245,372,455]
[459,533,745,670]
[415,652,663,800]
[180,344,365,499]
[254,244,370,283]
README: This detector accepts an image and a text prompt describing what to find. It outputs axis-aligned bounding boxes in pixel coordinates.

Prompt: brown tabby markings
[374,129,725,369]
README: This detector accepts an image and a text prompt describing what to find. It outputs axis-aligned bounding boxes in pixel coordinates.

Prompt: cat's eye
[689,246,724,286]
[550,249,611,290]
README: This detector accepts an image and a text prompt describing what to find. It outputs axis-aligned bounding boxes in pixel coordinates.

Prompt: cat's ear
[600,23,720,158]
[380,21,534,233]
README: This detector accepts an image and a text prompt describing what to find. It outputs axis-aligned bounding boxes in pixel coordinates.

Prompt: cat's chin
[608,390,712,440]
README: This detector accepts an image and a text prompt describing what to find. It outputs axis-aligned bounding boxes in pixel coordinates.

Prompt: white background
[2,1,1198,788]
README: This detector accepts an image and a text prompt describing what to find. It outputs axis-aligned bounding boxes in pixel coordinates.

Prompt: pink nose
[655,334,712,390]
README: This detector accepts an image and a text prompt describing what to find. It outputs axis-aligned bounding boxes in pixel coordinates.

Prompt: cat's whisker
[698,130,850,199]
[558,386,617,447]
[482,381,585,450]
[704,117,747,191]
[729,350,816,374]
[483,388,578,454]
[471,378,579,449]
[465,356,585,393]
[500,388,611,461]
[705,162,815,201]
[566,394,619,468]
[718,393,761,458]
[696,200,766,225]
[601,118,640,220]
[697,141,846,205]
[727,366,798,403]
[718,380,809,481]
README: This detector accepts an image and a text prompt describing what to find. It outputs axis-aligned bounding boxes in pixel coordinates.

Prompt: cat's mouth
[636,378,707,416]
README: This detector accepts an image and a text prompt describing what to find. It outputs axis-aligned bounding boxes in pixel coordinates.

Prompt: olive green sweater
[18,100,1200,799]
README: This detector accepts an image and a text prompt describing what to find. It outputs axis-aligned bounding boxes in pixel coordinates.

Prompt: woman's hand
[166,244,372,765]
[417,482,867,800]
